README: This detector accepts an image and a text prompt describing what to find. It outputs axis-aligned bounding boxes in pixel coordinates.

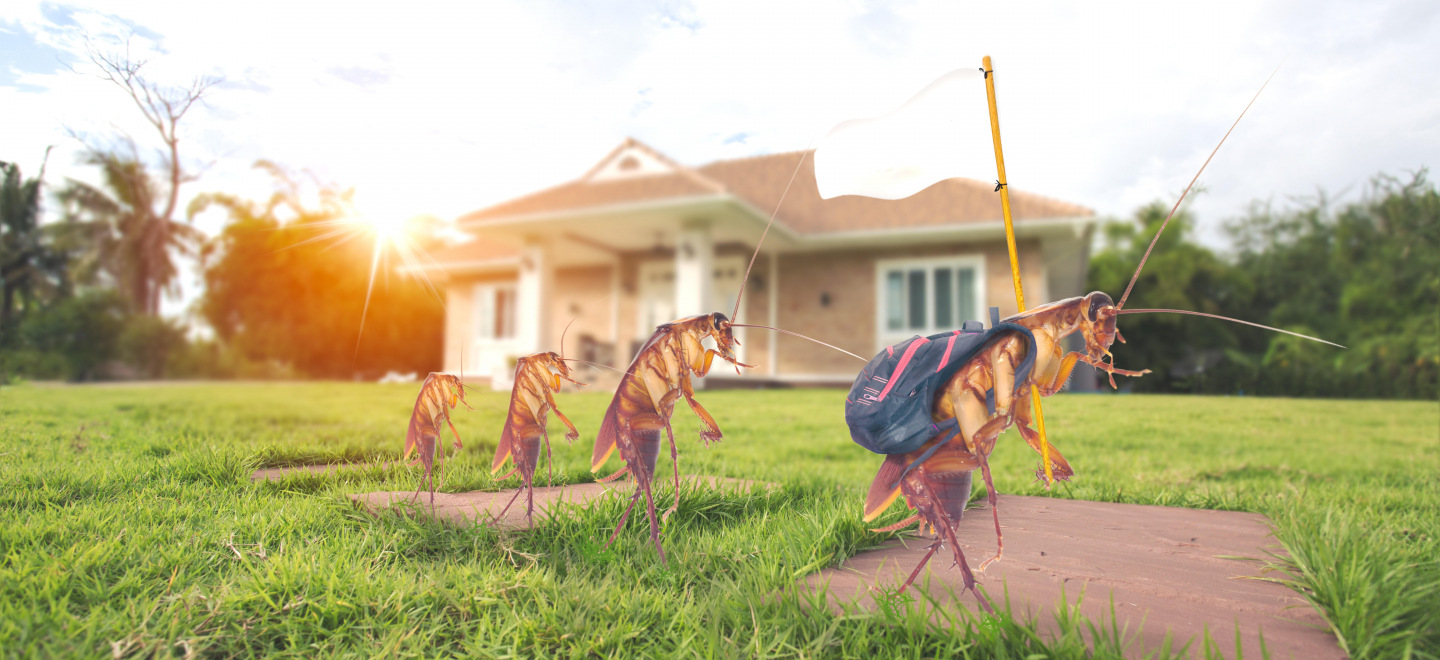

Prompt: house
[426,138,1097,389]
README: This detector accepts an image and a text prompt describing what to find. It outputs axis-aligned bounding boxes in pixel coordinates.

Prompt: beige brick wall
[547,265,616,357]
[984,239,1048,319]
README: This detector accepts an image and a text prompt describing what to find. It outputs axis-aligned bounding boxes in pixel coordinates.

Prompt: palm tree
[55,151,203,315]
[0,150,71,341]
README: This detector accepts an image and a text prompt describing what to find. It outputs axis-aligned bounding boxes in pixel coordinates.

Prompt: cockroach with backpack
[834,59,1343,612]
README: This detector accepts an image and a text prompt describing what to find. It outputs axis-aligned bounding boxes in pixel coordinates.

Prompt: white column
[674,221,713,319]
[516,239,552,357]
[768,251,779,377]
[609,259,621,344]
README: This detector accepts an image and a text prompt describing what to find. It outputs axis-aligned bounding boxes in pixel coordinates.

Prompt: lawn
[1,383,1435,659]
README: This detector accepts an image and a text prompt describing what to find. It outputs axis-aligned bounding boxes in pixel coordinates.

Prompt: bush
[19,290,127,381]
[119,315,187,379]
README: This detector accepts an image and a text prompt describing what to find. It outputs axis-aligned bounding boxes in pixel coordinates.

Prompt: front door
[471,282,521,386]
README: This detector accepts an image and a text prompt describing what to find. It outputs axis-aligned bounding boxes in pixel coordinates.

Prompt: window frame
[873,254,987,350]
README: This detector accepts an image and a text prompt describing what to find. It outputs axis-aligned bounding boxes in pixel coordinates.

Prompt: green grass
[0,383,1435,659]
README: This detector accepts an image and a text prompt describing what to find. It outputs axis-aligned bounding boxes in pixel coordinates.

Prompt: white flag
[814,68,995,200]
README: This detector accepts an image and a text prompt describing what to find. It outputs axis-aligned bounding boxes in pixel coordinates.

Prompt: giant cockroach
[856,71,1343,608]
[403,372,471,509]
[490,323,589,526]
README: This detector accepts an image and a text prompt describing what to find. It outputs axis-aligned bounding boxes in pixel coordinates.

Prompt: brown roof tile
[457,142,1092,234]
[460,175,720,223]
[425,240,518,265]
[698,151,1093,234]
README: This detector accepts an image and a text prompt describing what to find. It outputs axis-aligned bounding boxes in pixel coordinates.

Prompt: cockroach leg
[898,540,942,592]
[662,421,681,523]
[941,522,994,614]
[598,466,630,483]
[869,512,923,533]
[976,455,1004,571]
[605,490,643,550]
[639,470,667,565]
[493,486,525,525]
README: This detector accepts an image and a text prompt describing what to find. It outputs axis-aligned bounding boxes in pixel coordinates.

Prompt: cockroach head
[442,373,468,405]
[708,311,739,356]
[543,351,572,377]
[1081,291,1122,355]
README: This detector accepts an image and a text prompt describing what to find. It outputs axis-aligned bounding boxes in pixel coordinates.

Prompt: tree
[1087,171,1438,400]
[1088,202,1243,392]
[54,151,203,315]
[194,162,444,378]
[67,47,219,315]
[1225,171,1439,398]
[0,151,72,344]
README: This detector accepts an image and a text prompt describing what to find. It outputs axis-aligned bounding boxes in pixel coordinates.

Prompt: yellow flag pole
[982,55,1055,487]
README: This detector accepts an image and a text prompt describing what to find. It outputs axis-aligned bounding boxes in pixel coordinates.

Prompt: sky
[3,0,1438,319]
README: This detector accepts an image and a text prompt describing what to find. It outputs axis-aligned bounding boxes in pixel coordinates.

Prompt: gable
[587,143,676,181]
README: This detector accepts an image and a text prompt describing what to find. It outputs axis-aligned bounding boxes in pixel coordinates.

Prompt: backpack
[844,308,1038,481]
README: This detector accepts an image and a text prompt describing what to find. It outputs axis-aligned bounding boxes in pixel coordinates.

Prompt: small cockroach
[591,159,867,563]
[490,323,588,526]
[403,372,471,509]
[589,311,753,563]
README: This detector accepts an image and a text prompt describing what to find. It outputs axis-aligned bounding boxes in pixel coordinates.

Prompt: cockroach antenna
[1116,308,1345,348]
[560,316,576,362]
[730,323,869,362]
[1106,62,1344,350]
[733,151,810,322]
[562,358,629,375]
[1116,63,1282,312]
[456,341,474,410]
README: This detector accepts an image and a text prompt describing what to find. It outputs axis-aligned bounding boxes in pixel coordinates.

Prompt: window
[876,256,984,343]
[474,283,517,341]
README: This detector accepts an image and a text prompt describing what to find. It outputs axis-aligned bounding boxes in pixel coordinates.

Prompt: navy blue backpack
[844,308,1038,478]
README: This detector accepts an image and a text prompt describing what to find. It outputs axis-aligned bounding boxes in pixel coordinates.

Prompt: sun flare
[356,212,410,243]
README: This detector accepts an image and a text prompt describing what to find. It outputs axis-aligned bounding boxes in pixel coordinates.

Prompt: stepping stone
[802,495,1341,660]
[351,476,773,530]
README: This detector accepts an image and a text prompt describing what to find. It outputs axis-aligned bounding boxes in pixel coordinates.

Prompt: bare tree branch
[87,43,221,231]
[73,40,223,315]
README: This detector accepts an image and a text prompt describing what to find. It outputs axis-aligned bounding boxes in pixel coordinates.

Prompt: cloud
[327,66,390,87]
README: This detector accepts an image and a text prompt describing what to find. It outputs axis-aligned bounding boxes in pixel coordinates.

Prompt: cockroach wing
[591,395,624,472]
[593,336,656,473]
[492,365,530,474]
[864,453,911,522]
[403,380,435,463]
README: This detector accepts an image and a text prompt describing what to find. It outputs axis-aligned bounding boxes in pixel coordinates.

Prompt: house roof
[456,138,1093,235]
[423,239,518,270]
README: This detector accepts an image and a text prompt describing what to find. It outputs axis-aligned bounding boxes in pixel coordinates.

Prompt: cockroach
[490,330,586,526]
[591,156,868,563]
[855,71,1343,607]
[403,372,471,509]
[589,311,753,563]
